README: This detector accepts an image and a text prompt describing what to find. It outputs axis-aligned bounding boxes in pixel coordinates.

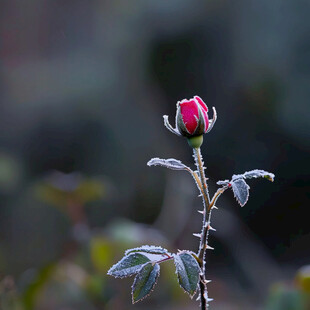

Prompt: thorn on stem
[193,233,201,238]
[208,225,216,231]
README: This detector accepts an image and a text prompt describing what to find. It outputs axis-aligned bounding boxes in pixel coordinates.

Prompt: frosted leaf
[231,179,250,207]
[216,179,230,186]
[231,174,243,180]
[125,245,170,256]
[174,252,201,298]
[232,169,275,182]
[107,253,150,278]
[131,262,160,303]
[243,169,275,182]
[147,158,189,171]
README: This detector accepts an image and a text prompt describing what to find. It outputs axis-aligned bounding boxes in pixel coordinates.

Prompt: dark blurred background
[0,1,309,309]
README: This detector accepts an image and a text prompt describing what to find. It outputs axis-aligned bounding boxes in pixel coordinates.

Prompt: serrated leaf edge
[131,262,160,304]
[173,252,201,298]
[125,245,171,256]
[231,179,250,207]
[147,157,189,171]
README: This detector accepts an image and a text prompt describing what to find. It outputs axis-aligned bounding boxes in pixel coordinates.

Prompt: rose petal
[203,111,209,132]
[200,108,209,132]
[194,96,208,112]
[179,99,199,134]
[195,96,209,132]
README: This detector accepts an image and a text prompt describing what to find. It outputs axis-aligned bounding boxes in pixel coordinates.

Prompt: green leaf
[132,262,160,303]
[125,245,170,256]
[107,253,150,278]
[174,252,201,298]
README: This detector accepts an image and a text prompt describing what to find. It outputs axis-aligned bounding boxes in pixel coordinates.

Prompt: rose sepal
[206,107,217,133]
[163,115,182,137]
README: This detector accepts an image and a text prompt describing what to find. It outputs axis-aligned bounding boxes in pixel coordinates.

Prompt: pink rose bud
[176,96,209,137]
[163,95,217,148]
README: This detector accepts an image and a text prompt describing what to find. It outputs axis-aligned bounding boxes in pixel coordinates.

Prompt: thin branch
[209,186,228,209]
[155,255,174,265]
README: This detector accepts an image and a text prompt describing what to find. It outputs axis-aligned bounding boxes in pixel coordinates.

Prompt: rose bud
[176,96,209,137]
[163,96,217,148]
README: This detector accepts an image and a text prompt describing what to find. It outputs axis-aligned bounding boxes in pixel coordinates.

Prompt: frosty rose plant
[108,95,275,310]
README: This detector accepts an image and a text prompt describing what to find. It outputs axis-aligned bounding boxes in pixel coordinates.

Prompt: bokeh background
[0,1,309,309]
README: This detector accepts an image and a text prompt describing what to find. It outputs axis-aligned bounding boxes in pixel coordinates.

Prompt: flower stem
[193,147,211,310]
[192,148,229,309]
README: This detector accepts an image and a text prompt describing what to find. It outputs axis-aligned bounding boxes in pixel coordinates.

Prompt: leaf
[125,245,170,256]
[231,179,250,207]
[242,169,275,182]
[107,253,150,278]
[147,158,189,171]
[232,169,275,182]
[132,262,160,303]
[216,179,230,186]
[174,252,201,298]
